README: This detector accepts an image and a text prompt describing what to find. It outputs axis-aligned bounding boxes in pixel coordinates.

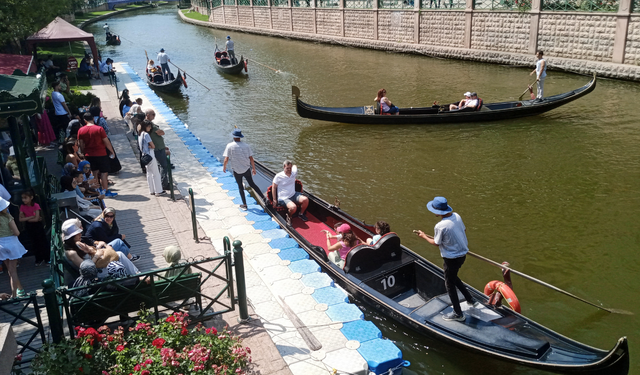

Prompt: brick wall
[378,11,415,43]
[272,7,292,30]
[316,9,343,36]
[224,7,239,25]
[538,14,616,62]
[253,7,272,28]
[471,12,530,53]
[624,17,640,65]
[345,10,376,39]
[419,11,465,47]
[238,6,254,26]
[292,9,316,33]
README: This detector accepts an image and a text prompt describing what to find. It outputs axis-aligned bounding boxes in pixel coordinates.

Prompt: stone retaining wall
[180,8,640,81]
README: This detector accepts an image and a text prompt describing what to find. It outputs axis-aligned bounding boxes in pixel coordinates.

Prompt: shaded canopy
[26,17,99,67]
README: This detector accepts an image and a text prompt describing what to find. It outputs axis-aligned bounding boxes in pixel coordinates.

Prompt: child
[19,190,49,266]
[326,223,359,261]
[0,197,26,297]
[366,221,391,246]
[321,222,344,241]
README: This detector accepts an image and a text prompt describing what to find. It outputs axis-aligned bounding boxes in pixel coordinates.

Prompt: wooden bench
[68,272,202,326]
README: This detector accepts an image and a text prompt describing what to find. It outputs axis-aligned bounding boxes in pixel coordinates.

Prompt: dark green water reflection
[89,8,640,374]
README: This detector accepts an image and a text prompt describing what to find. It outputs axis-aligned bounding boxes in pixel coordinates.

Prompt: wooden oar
[168,61,210,91]
[248,58,280,73]
[467,251,633,315]
[518,80,537,100]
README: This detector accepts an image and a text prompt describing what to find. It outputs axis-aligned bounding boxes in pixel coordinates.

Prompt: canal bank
[179,9,640,82]
[113,62,405,374]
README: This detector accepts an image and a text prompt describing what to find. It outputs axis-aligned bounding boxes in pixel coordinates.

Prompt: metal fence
[379,0,415,8]
[541,0,617,11]
[421,0,466,8]
[474,0,531,10]
[253,0,269,5]
[238,0,251,5]
[272,0,290,6]
[224,0,236,4]
[1,294,47,371]
[345,0,374,8]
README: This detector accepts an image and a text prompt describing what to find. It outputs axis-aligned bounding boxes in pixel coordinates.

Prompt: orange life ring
[181,73,188,88]
[484,280,521,313]
[244,60,248,72]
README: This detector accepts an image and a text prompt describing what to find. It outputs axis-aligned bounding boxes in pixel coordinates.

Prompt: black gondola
[146,67,185,92]
[248,160,628,375]
[292,73,596,125]
[213,45,246,75]
[106,33,121,46]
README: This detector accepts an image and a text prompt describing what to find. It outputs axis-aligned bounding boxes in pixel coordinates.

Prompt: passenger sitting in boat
[449,92,470,110]
[326,223,360,261]
[147,59,157,75]
[375,89,399,115]
[322,222,345,241]
[366,221,390,245]
[153,70,164,83]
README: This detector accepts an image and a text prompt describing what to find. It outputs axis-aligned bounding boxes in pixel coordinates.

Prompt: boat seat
[328,250,344,268]
[219,58,231,66]
[343,233,402,274]
[266,180,303,217]
[476,98,483,111]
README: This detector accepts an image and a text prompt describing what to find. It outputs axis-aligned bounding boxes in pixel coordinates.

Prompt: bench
[67,272,202,327]
[343,232,402,274]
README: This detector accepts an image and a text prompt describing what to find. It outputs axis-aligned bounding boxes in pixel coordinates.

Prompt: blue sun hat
[427,197,453,215]
[226,36,231,39]
[160,48,165,52]
[231,129,244,138]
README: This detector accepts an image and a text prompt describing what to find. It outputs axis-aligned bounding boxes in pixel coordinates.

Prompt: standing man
[103,23,110,35]
[223,129,265,210]
[225,36,235,64]
[272,160,309,222]
[78,112,118,198]
[157,48,171,81]
[145,109,171,191]
[415,196,479,322]
[51,81,71,135]
[530,50,547,101]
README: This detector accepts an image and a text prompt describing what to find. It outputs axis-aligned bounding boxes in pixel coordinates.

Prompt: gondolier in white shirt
[530,50,547,101]
[225,36,236,64]
[157,48,171,81]
[222,129,265,210]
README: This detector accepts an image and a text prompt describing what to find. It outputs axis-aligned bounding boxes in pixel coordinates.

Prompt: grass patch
[182,9,210,22]
[36,43,94,91]
[74,10,116,24]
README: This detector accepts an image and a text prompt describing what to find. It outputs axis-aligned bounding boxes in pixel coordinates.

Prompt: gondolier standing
[225,36,236,64]
[157,48,171,82]
[530,50,547,101]
[415,196,480,322]
[222,129,265,210]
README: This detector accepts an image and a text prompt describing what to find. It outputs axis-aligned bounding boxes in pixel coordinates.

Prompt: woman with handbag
[138,120,165,196]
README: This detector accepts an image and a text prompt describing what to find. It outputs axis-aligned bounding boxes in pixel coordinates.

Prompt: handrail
[189,188,198,242]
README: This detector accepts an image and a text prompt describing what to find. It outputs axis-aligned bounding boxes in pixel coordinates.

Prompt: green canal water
[88,7,639,374]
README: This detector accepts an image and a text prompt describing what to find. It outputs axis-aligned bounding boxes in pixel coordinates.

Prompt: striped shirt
[223,141,253,174]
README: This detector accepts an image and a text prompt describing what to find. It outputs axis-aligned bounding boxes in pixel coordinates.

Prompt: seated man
[272,160,309,222]
[43,55,61,77]
[449,91,471,110]
[99,58,116,77]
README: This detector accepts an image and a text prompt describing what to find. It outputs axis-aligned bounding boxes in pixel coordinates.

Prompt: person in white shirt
[99,58,115,78]
[222,129,265,210]
[157,48,171,81]
[271,160,309,222]
[225,36,236,64]
[530,50,547,101]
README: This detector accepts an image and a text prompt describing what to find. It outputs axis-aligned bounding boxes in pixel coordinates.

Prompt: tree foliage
[0,0,85,49]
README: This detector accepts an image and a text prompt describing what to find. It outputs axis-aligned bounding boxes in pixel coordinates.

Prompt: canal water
[88,7,639,374]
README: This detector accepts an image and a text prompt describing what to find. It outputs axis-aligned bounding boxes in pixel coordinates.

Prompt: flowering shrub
[31,310,251,375]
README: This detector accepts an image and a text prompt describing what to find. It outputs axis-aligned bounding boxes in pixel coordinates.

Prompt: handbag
[140,153,153,166]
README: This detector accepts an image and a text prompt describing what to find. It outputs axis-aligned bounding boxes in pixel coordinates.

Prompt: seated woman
[60,175,102,219]
[78,161,100,190]
[118,89,130,119]
[64,139,82,168]
[375,88,399,115]
[85,207,139,261]
[147,60,156,77]
[366,221,391,245]
[62,220,139,280]
[325,223,360,262]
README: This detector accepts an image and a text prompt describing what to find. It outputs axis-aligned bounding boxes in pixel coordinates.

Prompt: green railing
[379,0,415,8]
[541,0,617,11]
[238,0,251,5]
[345,0,374,8]
[421,0,466,8]
[224,0,236,4]
[212,0,222,7]
[1,293,47,372]
[293,0,314,6]
[634,0,640,11]
[253,0,269,5]
[272,0,290,5]
[475,0,531,10]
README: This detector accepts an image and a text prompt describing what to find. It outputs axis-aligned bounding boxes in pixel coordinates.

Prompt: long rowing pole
[248,58,280,73]
[169,61,210,91]
[467,251,633,315]
[518,80,537,100]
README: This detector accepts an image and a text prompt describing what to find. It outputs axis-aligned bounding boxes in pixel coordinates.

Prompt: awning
[0,69,47,119]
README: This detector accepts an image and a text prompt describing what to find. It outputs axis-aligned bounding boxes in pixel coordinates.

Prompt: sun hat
[427,197,453,215]
[62,223,83,241]
[231,129,244,138]
[337,223,352,233]
[226,36,231,39]
[9,147,14,156]
[160,48,165,52]
[0,198,9,212]
[464,92,471,97]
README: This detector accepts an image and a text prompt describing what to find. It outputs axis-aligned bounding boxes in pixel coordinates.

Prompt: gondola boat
[292,73,596,125]
[106,34,121,46]
[213,45,246,75]
[146,68,186,92]
[248,160,629,374]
